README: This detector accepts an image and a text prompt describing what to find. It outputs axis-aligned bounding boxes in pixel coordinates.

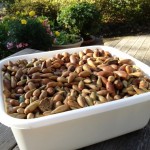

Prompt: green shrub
[57,2,102,37]
[7,1,58,21]
[0,21,8,49]
[3,0,150,38]
[91,0,150,36]
[1,12,52,52]
[95,0,150,24]
[53,31,81,45]
[0,20,9,59]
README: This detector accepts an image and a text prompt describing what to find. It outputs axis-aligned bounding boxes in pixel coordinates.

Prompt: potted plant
[52,30,83,49]
[57,2,102,45]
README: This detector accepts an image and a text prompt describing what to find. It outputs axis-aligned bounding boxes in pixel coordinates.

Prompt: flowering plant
[53,30,82,45]
[3,11,52,51]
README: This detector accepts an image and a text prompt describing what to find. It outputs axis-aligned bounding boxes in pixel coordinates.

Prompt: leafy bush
[0,20,11,59]
[53,31,81,45]
[7,1,58,21]
[106,0,149,35]
[96,0,150,25]
[57,2,102,37]
[0,21,8,49]
[0,11,52,53]
[2,0,150,40]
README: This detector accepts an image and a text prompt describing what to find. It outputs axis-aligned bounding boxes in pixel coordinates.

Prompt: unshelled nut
[2,48,150,119]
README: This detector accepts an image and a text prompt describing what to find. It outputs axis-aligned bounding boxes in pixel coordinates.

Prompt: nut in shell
[39,98,52,112]
[24,100,39,114]
[85,96,94,106]
[82,64,91,73]
[87,59,96,69]
[2,47,150,120]
[77,95,87,107]
[51,104,69,114]
[53,94,64,102]
[67,100,81,109]
[68,72,77,83]
[79,71,91,78]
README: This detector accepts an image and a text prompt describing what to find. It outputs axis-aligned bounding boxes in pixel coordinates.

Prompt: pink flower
[50,31,53,36]
[16,43,23,49]
[16,43,29,49]
[24,43,28,47]
[7,42,14,49]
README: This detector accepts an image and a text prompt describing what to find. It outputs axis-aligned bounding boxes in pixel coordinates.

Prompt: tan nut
[82,64,91,73]
[24,100,40,114]
[97,90,108,96]
[53,94,64,102]
[97,76,102,88]
[67,100,81,109]
[28,67,40,74]
[85,96,94,106]
[39,90,47,100]
[68,72,77,83]
[78,80,85,91]
[79,71,91,78]
[77,95,87,107]
[28,82,36,90]
[51,104,69,114]
[87,59,96,69]
[70,55,77,64]
[129,72,143,77]
[119,59,133,65]
[9,99,20,106]
[27,113,34,119]
[114,71,128,79]
[125,65,133,74]
[11,76,17,88]
[17,108,25,114]
[108,76,115,82]
[98,95,107,103]
[25,89,35,99]
[57,77,67,83]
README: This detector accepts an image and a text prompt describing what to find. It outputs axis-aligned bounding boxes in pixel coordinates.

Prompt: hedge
[4,0,150,36]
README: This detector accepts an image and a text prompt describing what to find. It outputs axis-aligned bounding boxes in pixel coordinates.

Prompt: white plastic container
[0,46,150,150]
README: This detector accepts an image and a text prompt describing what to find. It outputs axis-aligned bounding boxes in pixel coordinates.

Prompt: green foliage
[4,0,150,37]
[0,21,8,49]
[53,31,81,45]
[93,0,150,24]
[94,0,150,36]
[57,2,101,36]
[4,0,150,26]
[0,0,15,4]
[0,20,17,59]
[0,12,52,54]
[7,1,58,21]
[6,16,52,51]
[0,0,149,59]
[0,22,7,58]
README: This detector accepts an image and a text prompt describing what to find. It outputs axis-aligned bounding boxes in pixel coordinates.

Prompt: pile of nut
[2,48,150,119]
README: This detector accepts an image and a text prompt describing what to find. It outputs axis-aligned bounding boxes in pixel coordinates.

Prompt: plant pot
[81,35,104,46]
[52,38,83,50]
[81,35,96,46]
